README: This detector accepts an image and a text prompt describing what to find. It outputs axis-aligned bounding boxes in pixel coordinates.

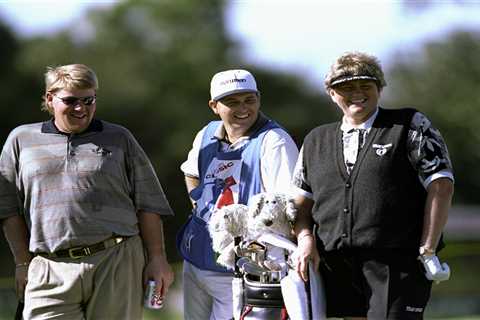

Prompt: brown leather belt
[37,235,129,259]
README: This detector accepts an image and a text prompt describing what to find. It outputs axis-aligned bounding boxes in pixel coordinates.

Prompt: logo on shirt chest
[205,161,235,179]
[372,143,393,156]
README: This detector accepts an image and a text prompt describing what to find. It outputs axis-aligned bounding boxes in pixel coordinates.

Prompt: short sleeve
[407,112,454,188]
[260,128,299,193]
[126,130,174,216]
[291,146,313,199]
[0,129,22,218]
[180,127,207,178]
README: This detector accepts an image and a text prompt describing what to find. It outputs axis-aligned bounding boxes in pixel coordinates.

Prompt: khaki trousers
[24,235,145,320]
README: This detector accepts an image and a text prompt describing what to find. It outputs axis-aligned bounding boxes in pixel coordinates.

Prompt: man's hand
[418,254,450,284]
[137,211,174,299]
[294,233,320,282]
[143,255,174,298]
[15,264,29,302]
[292,195,319,283]
[1,215,31,302]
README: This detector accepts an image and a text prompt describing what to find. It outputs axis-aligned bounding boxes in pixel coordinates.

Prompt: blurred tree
[0,21,45,276]
[385,31,480,204]
[0,21,43,139]
[6,0,334,261]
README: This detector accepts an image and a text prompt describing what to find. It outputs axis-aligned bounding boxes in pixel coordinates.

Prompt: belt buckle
[68,246,92,259]
[114,236,126,244]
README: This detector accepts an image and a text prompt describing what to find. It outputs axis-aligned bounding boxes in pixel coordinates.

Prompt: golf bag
[232,235,326,320]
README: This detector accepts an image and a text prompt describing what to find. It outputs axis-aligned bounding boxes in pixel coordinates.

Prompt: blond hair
[41,64,98,114]
[324,52,386,91]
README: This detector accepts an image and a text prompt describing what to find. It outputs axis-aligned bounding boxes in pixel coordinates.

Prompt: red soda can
[144,280,163,309]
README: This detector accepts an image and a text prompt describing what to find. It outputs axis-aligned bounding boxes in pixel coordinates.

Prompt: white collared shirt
[181,124,299,194]
[341,108,379,174]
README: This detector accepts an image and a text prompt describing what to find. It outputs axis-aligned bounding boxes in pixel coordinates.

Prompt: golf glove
[418,254,450,283]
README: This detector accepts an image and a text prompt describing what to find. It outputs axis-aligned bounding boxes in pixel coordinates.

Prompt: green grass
[439,242,480,259]
[143,309,182,320]
[431,318,480,320]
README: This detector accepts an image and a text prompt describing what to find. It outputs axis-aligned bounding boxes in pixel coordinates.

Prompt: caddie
[177,69,299,319]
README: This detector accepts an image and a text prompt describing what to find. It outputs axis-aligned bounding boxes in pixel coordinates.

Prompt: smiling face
[329,79,381,125]
[209,92,260,142]
[46,88,96,134]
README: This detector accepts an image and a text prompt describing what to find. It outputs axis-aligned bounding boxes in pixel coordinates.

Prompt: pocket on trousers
[27,256,48,287]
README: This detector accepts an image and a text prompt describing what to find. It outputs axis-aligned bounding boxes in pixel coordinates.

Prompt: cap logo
[220,78,246,85]
[210,69,258,100]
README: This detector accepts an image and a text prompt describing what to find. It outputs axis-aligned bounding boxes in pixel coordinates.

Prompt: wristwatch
[419,246,435,256]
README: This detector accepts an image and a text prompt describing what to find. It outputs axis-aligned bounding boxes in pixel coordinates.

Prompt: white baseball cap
[210,69,258,101]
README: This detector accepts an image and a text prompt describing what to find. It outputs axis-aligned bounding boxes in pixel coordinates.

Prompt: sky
[226,1,480,84]
[1,0,480,85]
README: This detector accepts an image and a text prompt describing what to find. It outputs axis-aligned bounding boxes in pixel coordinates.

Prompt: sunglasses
[52,94,96,107]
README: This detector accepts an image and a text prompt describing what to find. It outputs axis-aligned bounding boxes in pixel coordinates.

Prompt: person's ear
[46,92,53,103]
[45,92,55,110]
[328,88,338,103]
[209,100,219,115]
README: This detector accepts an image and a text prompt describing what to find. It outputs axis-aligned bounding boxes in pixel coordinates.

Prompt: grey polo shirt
[0,119,173,253]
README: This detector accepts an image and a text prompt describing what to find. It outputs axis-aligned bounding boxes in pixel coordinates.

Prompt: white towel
[308,262,326,319]
[257,233,326,319]
[232,277,244,320]
[281,270,309,319]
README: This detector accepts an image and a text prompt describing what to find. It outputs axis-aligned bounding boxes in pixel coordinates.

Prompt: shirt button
[341,233,348,238]
[343,208,349,213]
[346,183,351,188]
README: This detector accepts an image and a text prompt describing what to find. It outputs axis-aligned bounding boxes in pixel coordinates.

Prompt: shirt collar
[41,118,103,135]
[340,107,379,133]
[213,111,269,142]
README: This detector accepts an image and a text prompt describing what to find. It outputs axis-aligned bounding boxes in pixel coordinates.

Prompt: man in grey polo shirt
[0,64,174,319]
